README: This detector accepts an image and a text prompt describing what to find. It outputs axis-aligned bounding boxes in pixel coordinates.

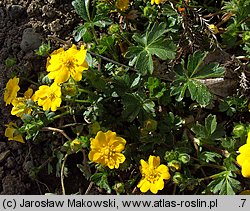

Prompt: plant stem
[61,153,68,195]
[52,111,70,120]
[41,126,71,141]
[88,51,136,71]
[78,88,91,94]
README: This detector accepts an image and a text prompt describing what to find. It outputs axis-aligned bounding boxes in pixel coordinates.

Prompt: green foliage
[207,171,241,195]
[171,51,225,106]
[126,23,177,75]
[219,95,248,116]
[5,0,250,195]
[90,172,112,194]
[191,114,225,145]
[35,42,51,56]
[5,57,16,68]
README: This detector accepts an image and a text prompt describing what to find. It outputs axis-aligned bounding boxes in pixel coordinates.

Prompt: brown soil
[0,0,90,194]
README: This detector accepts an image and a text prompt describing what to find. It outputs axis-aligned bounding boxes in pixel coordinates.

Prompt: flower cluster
[236,132,250,178]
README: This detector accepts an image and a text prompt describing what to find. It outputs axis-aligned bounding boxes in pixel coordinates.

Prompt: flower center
[100,145,115,159]
[145,167,161,183]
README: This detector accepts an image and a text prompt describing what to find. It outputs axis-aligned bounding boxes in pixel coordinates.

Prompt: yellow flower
[88,130,126,169]
[33,83,62,111]
[137,155,170,194]
[4,77,20,105]
[70,139,83,152]
[116,0,129,12]
[11,88,33,118]
[5,122,24,143]
[151,0,162,5]
[46,44,88,84]
[236,143,250,178]
[209,24,219,34]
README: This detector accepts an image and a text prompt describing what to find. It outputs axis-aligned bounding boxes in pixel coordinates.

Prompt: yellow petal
[150,182,159,194]
[138,179,150,193]
[140,159,149,170]
[241,160,250,178]
[148,155,160,168]
[55,68,70,84]
[239,144,250,154]
[24,88,33,98]
[95,131,107,146]
[247,132,250,144]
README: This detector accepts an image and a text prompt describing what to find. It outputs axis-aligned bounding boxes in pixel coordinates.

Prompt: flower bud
[164,150,178,162]
[70,139,82,152]
[108,24,119,34]
[143,119,157,132]
[113,182,125,194]
[172,172,183,184]
[178,153,190,164]
[233,124,246,138]
[168,160,181,172]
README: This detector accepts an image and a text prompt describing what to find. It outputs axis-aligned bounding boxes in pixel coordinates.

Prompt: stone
[20,28,42,52]
[7,5,26,20]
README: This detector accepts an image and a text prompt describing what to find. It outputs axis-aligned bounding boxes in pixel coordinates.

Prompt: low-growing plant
[3,0,250,195]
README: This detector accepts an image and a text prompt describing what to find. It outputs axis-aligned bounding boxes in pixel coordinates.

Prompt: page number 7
[240,199,246,207]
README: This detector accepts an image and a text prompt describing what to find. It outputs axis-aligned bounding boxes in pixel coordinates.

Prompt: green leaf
[126,23,176,75]
[207,171,241,195]
[72,0,90,22]
[205,114,217,135]
[187,80,213,107]
[171,51,224,106]
[121,93,141,122]
[147,39,177,60]
[187,51,208,77]
[121,93,155,122]
[136,50,154,75]
[143,99,155,114]
[199,151,222,163]
[170,82,188,102]
[193,63,225,79]
[90,173,111,194]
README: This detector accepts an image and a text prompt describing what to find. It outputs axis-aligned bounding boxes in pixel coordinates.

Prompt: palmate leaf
[207,171,241,195]
[171,51,225,106]
[126,23,177,75]
[121,93,155,122]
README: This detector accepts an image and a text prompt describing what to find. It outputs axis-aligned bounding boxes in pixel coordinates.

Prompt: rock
[7,5,26,20]
[20,28,42,52]
[0,150,10,164]
[48,19,62,32]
